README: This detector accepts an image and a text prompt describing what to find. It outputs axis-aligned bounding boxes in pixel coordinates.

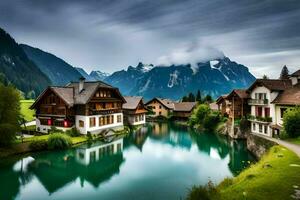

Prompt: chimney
[79,77,85,93]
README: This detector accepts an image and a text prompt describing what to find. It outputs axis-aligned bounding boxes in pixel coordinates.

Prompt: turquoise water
[0,123,255,200]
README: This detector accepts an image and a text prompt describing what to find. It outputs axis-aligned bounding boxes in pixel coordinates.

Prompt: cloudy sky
[1,0,300,77]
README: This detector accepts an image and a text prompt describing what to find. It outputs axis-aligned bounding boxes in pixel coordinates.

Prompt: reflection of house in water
[76,137,123,165]
[26,137,125,195]
[150,122,169,136]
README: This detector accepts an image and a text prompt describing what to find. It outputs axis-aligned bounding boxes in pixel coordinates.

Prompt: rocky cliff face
[247,134,276,159]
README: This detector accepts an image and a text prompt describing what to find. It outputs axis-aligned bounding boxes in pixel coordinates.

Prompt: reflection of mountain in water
[26,137,125,194]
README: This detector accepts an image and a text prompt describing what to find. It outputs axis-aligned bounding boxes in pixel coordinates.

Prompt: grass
[187,145,300,200]
[286,137,300,145]
[216,145,300,200]
[15,134,87,145]
[20,99,35,122]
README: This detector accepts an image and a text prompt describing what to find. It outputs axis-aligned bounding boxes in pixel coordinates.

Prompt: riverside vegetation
[186,105,300,200]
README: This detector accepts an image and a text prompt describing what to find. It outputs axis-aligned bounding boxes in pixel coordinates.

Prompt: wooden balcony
[89,108,122,116]
[248,99,268,105]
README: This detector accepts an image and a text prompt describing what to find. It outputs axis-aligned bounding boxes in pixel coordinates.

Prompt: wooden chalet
[30,78,126,134]
[173,102,197,119]
[226,89,250,120]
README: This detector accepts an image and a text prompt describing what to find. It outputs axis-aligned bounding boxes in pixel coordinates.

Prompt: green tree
[188,92,196,102]
[262,74,269,79]
[283,107,300,138]
[196,90,202,102]
[204,95,213,103]
[279,65,289,80]
[0,84,21,146]
[182,95,189,102]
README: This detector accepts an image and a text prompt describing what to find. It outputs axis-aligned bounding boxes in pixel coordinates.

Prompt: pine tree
[188,92,196,102]
[182,96,188,102]
[279,65,289,80]
[196,90,202,102]
[262,75,269,79]
[204,95,213,103]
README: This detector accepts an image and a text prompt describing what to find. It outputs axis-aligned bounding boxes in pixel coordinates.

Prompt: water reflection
[0,123,255,200]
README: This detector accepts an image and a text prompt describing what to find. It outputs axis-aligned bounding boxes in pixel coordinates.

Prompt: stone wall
[247,134,276,159]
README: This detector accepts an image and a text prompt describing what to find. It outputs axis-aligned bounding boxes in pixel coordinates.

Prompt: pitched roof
[146,98,175,110]
[209,102,219,111]
[174,102,197,112]
[291,69,300,77]
[31,81,125,109]
[216,95,228,104]
[227,89,249,99]
[66,81,116,104]
[272,84,300,105]
[123,96,143,110]
[248,79,292,92]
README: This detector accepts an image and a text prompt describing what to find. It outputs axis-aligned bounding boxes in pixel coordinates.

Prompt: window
[256,106,262,117]
[255,93,267,100]
[280,108,287,118]
[117,115,122,123]
[159,105,162,109]
[89,117,96,127]
[107,115,110,124]
[253,123,256,131]
[264,125,268,134]
[159,111,162,115]
[135,116,139,122]
[99,117,104,126]
[79,120,84,127]
[111,115,114,124]
[265,107,270,117]
[259,124,262,133]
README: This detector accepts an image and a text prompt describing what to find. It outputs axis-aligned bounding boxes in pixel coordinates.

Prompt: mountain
[90,70,110,81]
[0,28,51,98]
[105,58,255,100]
[21,44,82,85]
[104,62,152,94]
[75,67,95,81]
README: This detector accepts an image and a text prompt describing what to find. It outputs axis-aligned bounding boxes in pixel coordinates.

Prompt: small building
[145,98,174,118]
[226,89,251,120]
[30,78,126,134]
[216,95,230,116]
[173,102,197,119]
[122,96,147,126]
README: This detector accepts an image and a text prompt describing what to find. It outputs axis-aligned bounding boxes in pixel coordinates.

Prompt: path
[251,133,300,158]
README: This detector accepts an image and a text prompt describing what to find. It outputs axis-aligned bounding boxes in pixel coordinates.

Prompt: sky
[0,0,300,78]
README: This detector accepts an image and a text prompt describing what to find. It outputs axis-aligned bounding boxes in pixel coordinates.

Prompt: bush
[189,104,211,127]
[87,132,93,141]
[47,133,72,150]
[239,117,249,133]
[203,113,220,131]
[0,123,18,146]
[186,181,218,200]
[66,128,81,137]
[29,140,48,151]
[283,107,300,138]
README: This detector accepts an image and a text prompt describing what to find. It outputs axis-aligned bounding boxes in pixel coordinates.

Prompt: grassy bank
[20,99,35,121]
[286,137,300,146]
[188,145,300,200]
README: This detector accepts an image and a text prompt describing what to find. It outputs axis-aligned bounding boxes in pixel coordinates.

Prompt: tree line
[181,90,213,103]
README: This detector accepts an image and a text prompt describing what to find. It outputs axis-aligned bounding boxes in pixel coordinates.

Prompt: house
[216,95,230,116]
[173,102,197,119]
[226,89,251,120]
[145,98,174,118]
[247,78,294,137]
[122,96,147,126]
[30,78,126,134]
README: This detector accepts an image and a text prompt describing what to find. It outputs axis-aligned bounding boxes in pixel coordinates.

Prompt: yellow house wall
[147,101,170,117]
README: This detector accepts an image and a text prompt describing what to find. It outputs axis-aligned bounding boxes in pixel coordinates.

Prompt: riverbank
[187,145,300,200]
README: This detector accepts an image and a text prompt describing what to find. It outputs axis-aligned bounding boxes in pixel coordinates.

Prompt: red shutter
[255,106,258,116]
[265,107,270,117]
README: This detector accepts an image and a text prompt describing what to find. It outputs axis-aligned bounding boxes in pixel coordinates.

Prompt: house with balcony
[122,96,147,126]
[247,79,293,137]
[30,77,126,134]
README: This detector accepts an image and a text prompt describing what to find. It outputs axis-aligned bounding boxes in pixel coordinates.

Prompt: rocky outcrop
[247,134,276,159]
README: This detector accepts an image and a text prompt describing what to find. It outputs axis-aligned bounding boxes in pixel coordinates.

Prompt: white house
[247,69,300,137]
[30,78,126,134]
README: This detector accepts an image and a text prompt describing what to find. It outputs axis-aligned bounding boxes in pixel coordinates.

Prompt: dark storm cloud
[0,0,300,77]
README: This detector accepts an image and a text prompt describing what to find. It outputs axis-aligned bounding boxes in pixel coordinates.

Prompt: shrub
[87,132,93,141]
[66,128,81,137]
[189,104,211,127]
[29,140,48,151]
[0,123,18,146]
[186,181,218,200]
[283,107,300,138]
[203,113,220,131]
[47,133,72,150]
[239,117,249,133]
